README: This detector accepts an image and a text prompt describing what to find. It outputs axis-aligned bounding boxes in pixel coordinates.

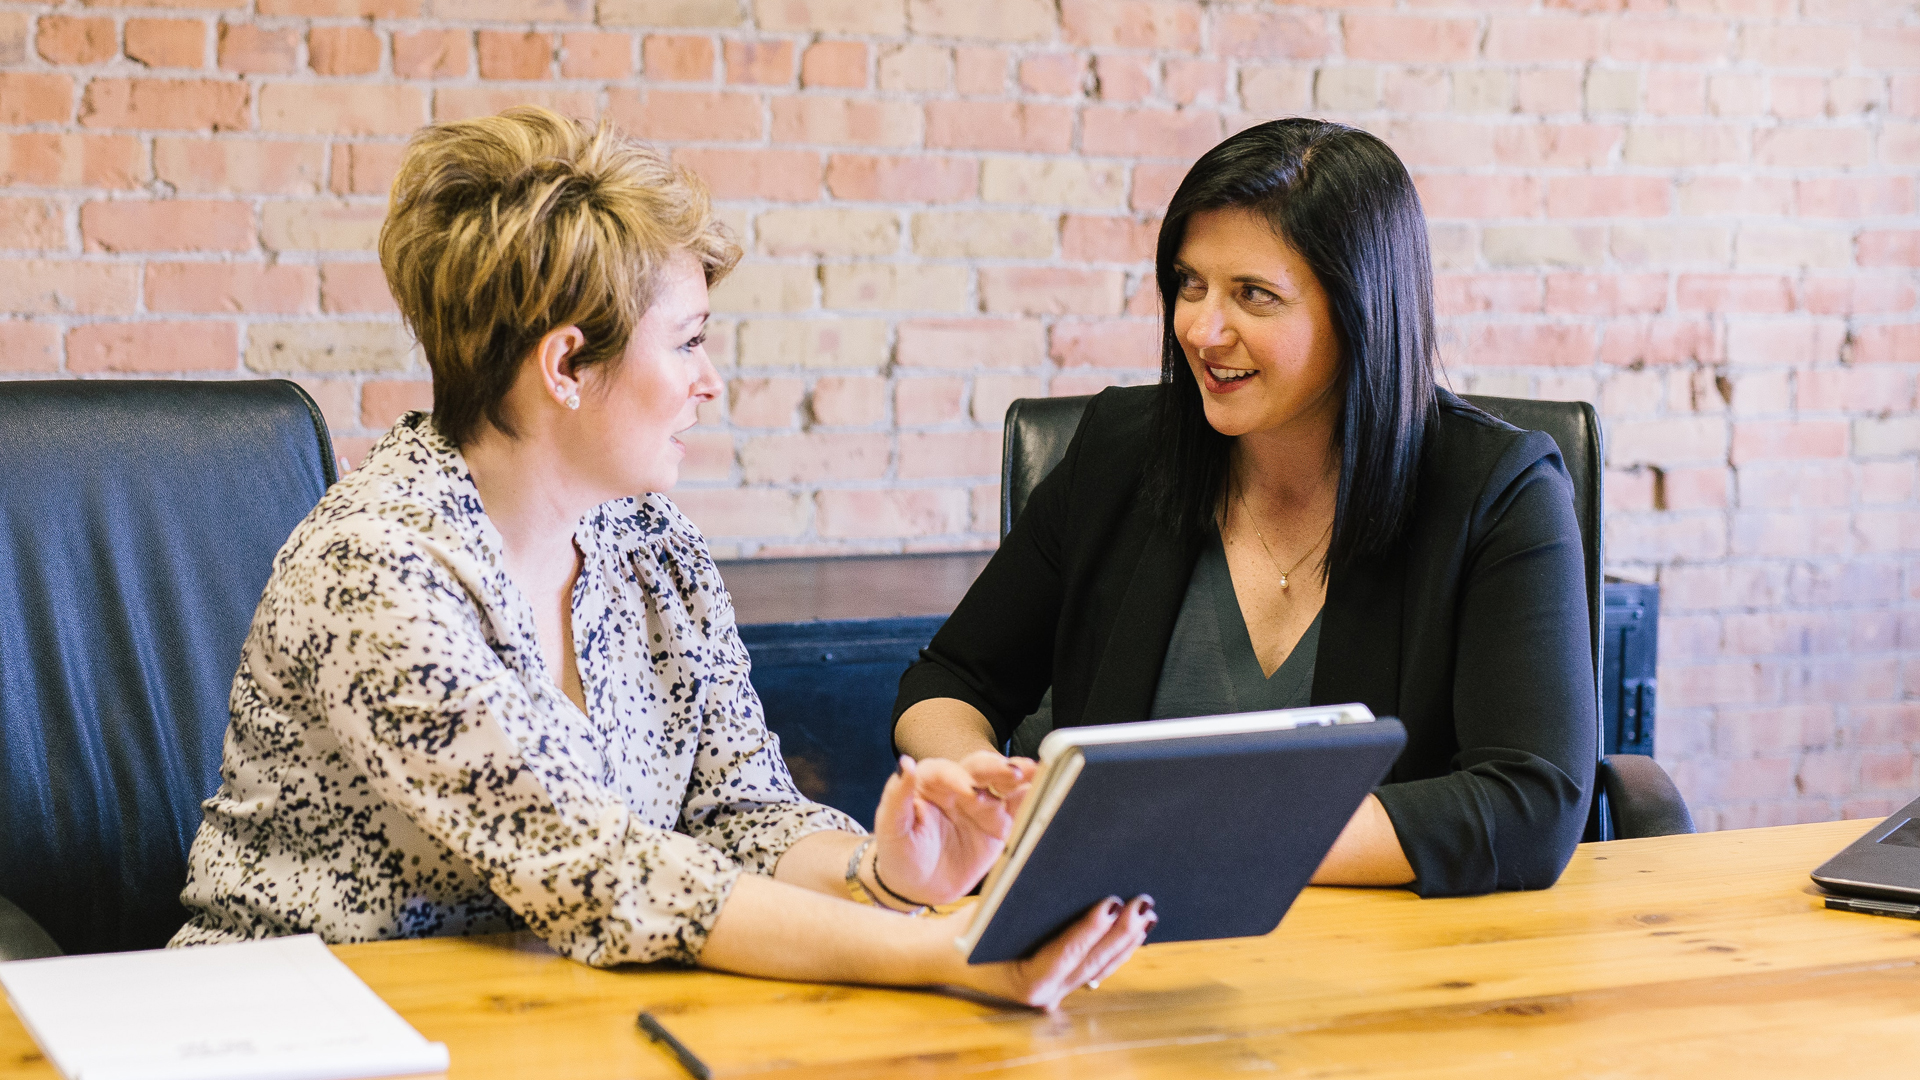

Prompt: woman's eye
[1177,275,1204,294]
[1243,285,1278,305]
[680,332,707,352]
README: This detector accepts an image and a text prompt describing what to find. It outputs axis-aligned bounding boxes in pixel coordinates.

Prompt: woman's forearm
[1310,793,1415,886]
[698,872,952,986]
[895,698,1000,761]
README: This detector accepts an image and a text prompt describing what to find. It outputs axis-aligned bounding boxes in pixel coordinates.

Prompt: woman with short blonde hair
[173,108,1150,1006]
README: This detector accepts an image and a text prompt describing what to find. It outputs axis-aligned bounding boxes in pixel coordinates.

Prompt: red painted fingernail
[1104,898,1122,917]
[1139,897,1155,915]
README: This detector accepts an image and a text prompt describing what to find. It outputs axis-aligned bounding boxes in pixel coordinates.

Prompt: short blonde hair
[379,106,740,446]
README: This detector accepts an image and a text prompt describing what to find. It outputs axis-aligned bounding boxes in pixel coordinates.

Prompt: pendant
[1279,574,1289,590]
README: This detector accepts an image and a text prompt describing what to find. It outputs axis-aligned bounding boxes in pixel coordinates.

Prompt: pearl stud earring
[564,393,580,410]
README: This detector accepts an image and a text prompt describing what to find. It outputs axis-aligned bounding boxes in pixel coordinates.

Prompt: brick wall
[2,0,1916,830]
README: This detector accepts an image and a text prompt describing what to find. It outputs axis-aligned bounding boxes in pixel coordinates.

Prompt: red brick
[801,41,865,88]
[1769,75,1825,120]
[826,154,976,203]
[1435,273,1544,316]
[1796,177,1914,219]
[1544,273,1667,316]
[155,137,324,195]
[1484,15,1600,61]
[81,199,253,252]
[1469,323,1599,367]
[560,32,632,79]
[1743,22,1858,67]
[1801,276,1917,316]
[1,73,77,125]
[1019,53,1085,98]
[1061,215,1159,263]
[476,31,552,80]
[361,379,434,428]
[307,26,379,76]
[1859,231,1920,268]
[1131,163,1188,213]
[145,262,316,314]
[1644,70,1706,116]
[329,143,406,196]
[729,377,804,427]
[1164,59,1227,107]
[392,30,468,79]
[897,318,1045,369]
[1377,120,1498,169]
[1879,123,1920,167]
[1516,69,1582,114]
[925,101,1072,153]
[1622,124,1745,167]
[1853,324,1920,366]
[257,0,419,14]
[1797,367,1915,413]
[894,377,964,425]
[320,262,397,314]
[771,97,921,148]
[0,133,145,189]
[673,147,819,201]
[1546,176,1671,218]
[0,199,65,251]
[1049,320,1159,368]
[37,16,117,66]
[1092,55,1152,103]
[981,267,1123,316]
[1414,175,1541,219]
[0,322,61,374]
[67,321,237,373]
[1082,105,1222,160]
[1213,9,1330,59]
[898,430,999,479]
[218,23,296,74]
[260,83,423,135]
[810,376,888,426]
[1343,14,1477,62]
[121,19,202,69]
[1894,74,1920,118]
[1725,318,1845,367]
[0,260,139,315]
[1676,274,1794,314]
[1610,17,1731,63]
[724,39,792,85]
[1600,318,1720,367]
[1731,420,1848,465]
[742,432,887,482]
[815,489,969,539]
[607,88,760,141]
[1677,176,1792,216]
[953,47,1007,95]
[642,34,714,81]
[1755,127,1872,169]
[82,77,248,133]
[432,87,595,124]
[1708,73,1767,118]
[1062,0,1201,51]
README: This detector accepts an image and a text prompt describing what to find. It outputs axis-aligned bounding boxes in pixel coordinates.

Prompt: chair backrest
[0,380,336,954]
[998,393,1613,832]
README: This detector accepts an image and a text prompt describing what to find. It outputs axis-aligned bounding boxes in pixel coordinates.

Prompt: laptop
[1809,794,1920,919]
[958,703,1407,964]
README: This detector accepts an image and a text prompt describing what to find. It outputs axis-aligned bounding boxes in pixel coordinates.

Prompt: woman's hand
[938,895,1157,1009]
[870,754,1037,907]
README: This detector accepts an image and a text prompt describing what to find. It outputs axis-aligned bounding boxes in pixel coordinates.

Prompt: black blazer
[894,385,1597,897]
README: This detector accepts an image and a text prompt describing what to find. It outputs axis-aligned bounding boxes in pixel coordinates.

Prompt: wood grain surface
[6,818,1918,1079]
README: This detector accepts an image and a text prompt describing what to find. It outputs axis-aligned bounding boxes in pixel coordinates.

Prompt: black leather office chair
[999,393,1694,842]
[0,380,336,959]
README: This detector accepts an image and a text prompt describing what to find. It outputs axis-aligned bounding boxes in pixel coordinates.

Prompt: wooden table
[6,819,1918,1079]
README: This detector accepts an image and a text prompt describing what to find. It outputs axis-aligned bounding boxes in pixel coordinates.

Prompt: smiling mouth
[1207,364,1256,384]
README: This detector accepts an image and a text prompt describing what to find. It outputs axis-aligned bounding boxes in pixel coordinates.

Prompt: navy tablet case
[966,718,1408,964]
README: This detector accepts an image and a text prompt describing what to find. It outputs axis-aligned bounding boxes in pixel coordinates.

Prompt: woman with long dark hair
[895,120,1596,896]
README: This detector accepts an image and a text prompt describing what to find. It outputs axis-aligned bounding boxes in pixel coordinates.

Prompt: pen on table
[637,1010,712,1080]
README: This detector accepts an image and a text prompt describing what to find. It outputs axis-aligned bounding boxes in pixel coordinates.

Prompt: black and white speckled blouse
[170,412,859,966]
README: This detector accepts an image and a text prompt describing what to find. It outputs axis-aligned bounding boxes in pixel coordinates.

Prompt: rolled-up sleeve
[1373,442,1597,896]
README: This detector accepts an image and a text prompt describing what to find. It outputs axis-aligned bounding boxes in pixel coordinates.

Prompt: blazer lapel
[1078,521,1199,726]
[1312,548,1406,720]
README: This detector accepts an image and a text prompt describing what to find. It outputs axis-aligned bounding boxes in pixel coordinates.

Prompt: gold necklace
[1233,481,1331,591]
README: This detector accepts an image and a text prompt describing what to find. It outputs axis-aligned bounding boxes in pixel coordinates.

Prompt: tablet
[1811,794,1920,918]
[958,704,1407,964]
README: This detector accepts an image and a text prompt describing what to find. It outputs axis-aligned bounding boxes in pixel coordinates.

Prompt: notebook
[958,704,1408,964]
[1811,793,1920,919]
[0,934,449,1080]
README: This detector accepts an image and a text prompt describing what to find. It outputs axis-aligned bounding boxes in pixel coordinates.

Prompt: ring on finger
[1086,979,1100,990]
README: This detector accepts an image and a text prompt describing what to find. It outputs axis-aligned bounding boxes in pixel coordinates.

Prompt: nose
[689,345,722,404]
[1183,295,1233,360]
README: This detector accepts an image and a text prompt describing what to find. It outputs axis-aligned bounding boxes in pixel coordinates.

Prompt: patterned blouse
[171,412,858,966]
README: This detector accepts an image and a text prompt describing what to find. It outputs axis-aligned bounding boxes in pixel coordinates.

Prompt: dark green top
[1149,531,1321,721]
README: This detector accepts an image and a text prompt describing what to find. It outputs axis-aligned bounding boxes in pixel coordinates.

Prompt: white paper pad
[0,935,449,1080]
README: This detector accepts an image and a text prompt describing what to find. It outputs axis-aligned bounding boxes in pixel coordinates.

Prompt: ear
[532,326,588,406]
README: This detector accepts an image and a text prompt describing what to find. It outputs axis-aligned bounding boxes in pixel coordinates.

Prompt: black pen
[637,1010,712,1080]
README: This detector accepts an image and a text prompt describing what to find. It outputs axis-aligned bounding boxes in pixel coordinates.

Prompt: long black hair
[1145,118,1438,571]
